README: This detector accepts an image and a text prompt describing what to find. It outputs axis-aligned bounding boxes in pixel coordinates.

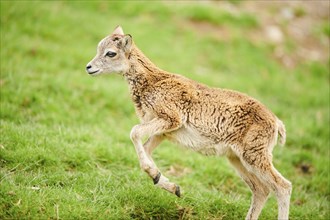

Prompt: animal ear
[112,25,124,35]
[122,34,132,53]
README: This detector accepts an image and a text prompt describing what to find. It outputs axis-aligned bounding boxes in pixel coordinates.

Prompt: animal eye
[105,51,117,58]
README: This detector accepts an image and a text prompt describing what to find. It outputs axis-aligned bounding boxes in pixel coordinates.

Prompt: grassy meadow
[1,1,329,219]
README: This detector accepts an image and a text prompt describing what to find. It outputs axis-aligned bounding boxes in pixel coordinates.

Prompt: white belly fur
[165,124,229,156]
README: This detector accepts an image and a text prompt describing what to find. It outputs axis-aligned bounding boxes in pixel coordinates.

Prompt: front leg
[130,117,182,197]
[142,135,167,175]
[144,135,164,163]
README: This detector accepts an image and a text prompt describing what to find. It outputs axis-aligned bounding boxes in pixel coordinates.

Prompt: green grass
[1,1,329,219]
[180,4,258,28]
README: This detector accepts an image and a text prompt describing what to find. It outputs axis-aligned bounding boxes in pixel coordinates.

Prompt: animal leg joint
[175,185,181,197]
[153,172,161,185]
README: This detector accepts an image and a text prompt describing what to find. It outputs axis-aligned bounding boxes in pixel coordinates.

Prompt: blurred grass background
[0,1,329,219]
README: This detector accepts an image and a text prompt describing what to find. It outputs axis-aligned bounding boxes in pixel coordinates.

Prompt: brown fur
[86,26,291,220]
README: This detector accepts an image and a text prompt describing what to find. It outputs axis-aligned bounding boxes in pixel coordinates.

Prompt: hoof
[153,172,161,185]
[175,185,181,197]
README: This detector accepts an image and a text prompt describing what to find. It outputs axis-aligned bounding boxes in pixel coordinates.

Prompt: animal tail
[276,118,286,146]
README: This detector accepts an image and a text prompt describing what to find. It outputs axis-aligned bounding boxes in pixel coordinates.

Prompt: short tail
[277,119,286,146]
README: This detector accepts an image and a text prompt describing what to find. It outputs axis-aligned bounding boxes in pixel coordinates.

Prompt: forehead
[98,35,122,49]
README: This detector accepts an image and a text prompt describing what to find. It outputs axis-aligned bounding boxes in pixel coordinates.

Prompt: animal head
[86,26,132,76]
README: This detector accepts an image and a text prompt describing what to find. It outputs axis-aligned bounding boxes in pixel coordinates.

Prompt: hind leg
[227,152,270,220]
[240,149,292,220]
[265,166,292,220]
[240,125,292,219]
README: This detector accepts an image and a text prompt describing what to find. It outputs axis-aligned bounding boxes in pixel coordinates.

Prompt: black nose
[86,65,92,70]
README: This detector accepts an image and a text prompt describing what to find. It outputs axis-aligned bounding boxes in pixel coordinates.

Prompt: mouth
[87,70,100,75]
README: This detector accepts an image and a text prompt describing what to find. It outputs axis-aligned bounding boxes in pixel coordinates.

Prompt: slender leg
[130,118,181,197]
[143,135,164,163]
[240,125,292,220]
[228,153,270,220]
[265,166,292,220]
[240,151,292,220]
[139,135,164,174]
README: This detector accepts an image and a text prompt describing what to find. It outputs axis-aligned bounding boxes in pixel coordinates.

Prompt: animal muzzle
[85,64,99,75]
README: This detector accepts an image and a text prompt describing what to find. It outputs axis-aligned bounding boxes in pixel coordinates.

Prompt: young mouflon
[86,26,291,220]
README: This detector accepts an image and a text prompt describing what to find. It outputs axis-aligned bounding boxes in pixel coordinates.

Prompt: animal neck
[123,45,165,82]
[123,44,170,107]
